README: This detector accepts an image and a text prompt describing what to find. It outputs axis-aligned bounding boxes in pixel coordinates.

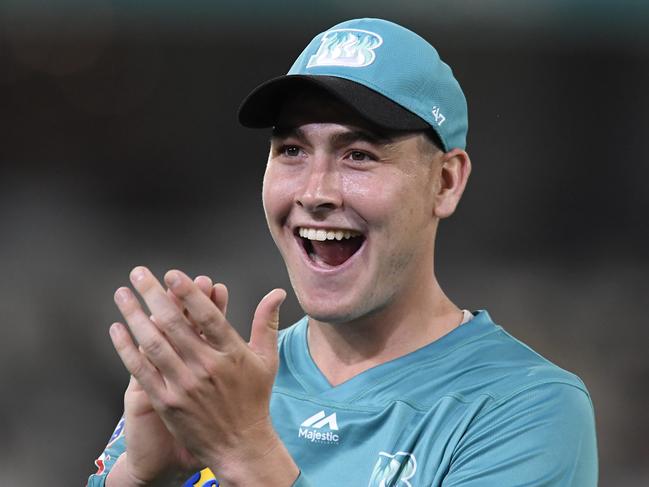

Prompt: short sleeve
[86,416,126,486]
[442,382,598,486]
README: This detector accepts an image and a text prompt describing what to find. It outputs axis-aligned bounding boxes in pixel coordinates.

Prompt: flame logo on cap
[307,29,383,68]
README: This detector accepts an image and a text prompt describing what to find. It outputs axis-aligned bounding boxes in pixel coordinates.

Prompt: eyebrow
[270,126,394,147]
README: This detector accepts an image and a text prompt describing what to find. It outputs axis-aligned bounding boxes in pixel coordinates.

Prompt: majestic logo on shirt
[298,410,340,444]
[307,29,383,68]
[367,451,417,487]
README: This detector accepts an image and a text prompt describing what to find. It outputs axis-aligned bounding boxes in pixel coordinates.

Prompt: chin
[294,286,378,325]
[293,290,348,323]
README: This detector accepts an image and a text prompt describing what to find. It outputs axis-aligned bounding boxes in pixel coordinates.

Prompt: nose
[295,156,343,214]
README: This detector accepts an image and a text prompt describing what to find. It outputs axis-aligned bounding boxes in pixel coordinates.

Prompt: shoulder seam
[473,379,593,422]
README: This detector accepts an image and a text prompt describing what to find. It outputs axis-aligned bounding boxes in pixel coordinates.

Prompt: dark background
[1,1,647,485]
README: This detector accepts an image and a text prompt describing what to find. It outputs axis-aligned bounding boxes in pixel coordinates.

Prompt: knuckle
[179,376,202,398]
[157,307,183,326]
[129,360,147,378]
[162,317,187,337]
[159,393,182,413]
[193,308,216,325]
[141,337,165,358]
[201,358,220,379]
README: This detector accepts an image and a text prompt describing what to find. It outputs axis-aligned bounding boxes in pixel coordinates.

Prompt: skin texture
[106,89,471,485]
[107,268,299,486]
[263,93,471,385]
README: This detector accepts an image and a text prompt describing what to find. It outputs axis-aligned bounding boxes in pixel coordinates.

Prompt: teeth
[298,227,361,241]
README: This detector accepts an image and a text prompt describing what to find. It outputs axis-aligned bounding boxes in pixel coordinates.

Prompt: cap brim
[238,75,429,131]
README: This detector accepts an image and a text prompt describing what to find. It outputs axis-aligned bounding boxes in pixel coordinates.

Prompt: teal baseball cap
[238,18,468,151]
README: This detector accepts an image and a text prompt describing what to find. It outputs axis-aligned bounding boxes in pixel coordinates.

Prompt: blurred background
[1,0,647,485]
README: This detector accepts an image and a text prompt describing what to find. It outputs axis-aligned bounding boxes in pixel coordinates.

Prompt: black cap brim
[238,75,430,131]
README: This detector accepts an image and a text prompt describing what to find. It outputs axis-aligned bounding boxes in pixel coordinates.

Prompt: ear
[433,148,472,219]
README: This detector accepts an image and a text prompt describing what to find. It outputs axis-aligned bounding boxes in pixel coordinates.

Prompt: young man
[89,18,598,486]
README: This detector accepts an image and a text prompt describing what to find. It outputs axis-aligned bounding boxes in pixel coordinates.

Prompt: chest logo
[298,410,340,444]
[368,451,417,487]
[307,29,383,69]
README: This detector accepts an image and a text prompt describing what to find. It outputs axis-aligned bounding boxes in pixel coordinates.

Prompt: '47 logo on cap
[307,29,383,69]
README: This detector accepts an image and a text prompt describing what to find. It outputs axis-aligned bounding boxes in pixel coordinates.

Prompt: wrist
[209,425,299,487]
[106,453,191,487]
[106,454,143,487]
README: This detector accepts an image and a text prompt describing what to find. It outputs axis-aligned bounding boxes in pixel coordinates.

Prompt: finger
[194,275,213,297]
[164,277,211,312]
[166,288,184,314]
[164,288,200,334]
[129,266,204,360]
[114,286,188,382]
[110,321,165,393]
[165,270,240,349]
[164,277,214,336]
[126,374,144,394]
[165,288,193,330]
[211,282,229,316]
[248,288,286,362]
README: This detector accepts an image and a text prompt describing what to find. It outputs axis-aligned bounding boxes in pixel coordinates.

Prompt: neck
[306,270,462,387]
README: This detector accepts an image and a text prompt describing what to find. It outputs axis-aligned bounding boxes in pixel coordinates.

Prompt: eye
[282,145,301,157]
[347,150,374,162]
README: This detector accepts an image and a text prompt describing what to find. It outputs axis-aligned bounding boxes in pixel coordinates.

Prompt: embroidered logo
[307,29,383,68]
[431,105,446,126]
[367,451,417,487]
[298,410,340,444]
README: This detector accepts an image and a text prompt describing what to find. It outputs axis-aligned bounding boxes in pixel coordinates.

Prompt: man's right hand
[106,276,228,486]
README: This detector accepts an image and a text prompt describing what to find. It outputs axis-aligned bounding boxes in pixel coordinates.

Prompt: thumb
[249,288,287,361]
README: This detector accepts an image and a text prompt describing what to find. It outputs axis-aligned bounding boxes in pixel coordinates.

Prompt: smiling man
[89,18,598,487]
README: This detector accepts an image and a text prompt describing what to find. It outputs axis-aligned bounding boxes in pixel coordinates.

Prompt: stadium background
[0,1,647,485]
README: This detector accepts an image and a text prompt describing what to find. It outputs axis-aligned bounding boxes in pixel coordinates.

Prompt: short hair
[423,129,443,153]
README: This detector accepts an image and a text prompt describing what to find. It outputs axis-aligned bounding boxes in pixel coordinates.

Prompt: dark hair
[424,129,443,152]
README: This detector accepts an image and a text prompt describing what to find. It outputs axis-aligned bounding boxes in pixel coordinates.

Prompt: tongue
[310,238,362,267]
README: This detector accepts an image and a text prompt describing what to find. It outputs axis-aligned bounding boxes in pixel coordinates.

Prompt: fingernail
[166,271,180,288]
[115,288,130,303]
[130,266,146,283]
[109,323,121,339]
[272,289,287,309]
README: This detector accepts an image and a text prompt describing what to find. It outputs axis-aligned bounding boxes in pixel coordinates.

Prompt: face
[262,92,443,324]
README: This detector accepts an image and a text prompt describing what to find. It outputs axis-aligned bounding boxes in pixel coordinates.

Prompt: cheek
[340,172,393,223]
[262,164,294,225]
[341,170,418,225]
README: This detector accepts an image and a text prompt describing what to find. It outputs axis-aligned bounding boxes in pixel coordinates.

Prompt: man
[88,18,598,486]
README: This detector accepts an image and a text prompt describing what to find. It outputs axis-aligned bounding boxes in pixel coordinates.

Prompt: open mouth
[296,227,365,268]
